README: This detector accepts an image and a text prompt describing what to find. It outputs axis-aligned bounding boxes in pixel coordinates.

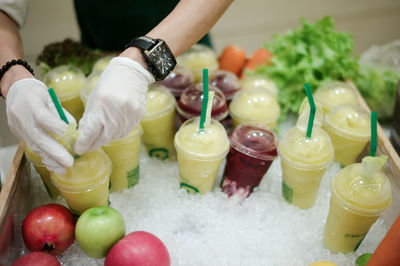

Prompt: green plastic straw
[370,112,378,157]
[48,88,69,124]
[304,83,316,139]
[199,69,209,133]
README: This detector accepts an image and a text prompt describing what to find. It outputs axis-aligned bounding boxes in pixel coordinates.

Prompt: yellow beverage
[278,127,333,209]
[229,87,280,129]
[296,97,324,131]
[239,75,278,99]
[92,55,113,73]
[102,125,142,192]
[141,84,177,161]
[51,149,112,215]
[314,81,358,115]
[177,44,219,82]
[80,71,101,106]
[174,117,229,194]
[323,104,370,166]
[323,156,392,254]
[43,65,86,121]
[24,146,61,199]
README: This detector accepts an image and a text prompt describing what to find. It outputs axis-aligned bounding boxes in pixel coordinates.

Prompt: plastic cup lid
[230,123,278,161]
[80,70,101,104]
[314,81,358,111]
[296,97,324,131]
[92,55,114,73]
[177,44,219,71]
[209,70,241,100]
[239,75,278,98]
[142,83,176,121]
[159,65,195,97]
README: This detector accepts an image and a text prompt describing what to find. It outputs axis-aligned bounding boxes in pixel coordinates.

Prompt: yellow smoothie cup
[102,125,143,192]
[323,156,392,254]
[239,75,278,99]
[80,71,101,106]
[174,117,230,194]
[278,127,334,209]
[43,65,86,121]
[92,55,113,73]
[229,87,280,129]
[314,81,359,115]
[141,84,177,161]
[177,44,219,82]
[323,104,370,166]
[24,146,60,199]
[51,149,112,215]
[296,97,324,131]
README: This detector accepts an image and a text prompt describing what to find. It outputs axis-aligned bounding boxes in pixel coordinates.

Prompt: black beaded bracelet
[0,59,34,98]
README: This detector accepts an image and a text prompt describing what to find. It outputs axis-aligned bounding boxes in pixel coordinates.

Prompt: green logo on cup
[127,166,140,188]
[180,182,199,194]
[149,148,169,160]
[282,181,293,203]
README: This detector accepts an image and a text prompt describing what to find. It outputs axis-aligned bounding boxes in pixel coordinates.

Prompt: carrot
[367,215,400,266]
[243,48,273,71]
[218,45,247,76]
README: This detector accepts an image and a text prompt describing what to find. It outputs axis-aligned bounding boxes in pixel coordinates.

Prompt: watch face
[148,42,176,80]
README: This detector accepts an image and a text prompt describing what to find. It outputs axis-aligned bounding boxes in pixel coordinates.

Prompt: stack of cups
[141,84,177,161]
[51,149,112,215]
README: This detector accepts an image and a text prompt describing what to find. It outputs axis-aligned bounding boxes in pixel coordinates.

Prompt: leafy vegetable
[354,65,399,121]
[255,16,359,118]
[36,39,109,77]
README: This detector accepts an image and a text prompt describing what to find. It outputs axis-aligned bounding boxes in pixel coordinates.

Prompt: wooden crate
[0,86,399,264]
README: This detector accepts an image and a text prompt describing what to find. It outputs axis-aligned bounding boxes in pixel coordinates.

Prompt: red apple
[12,252,61,266]
[22,203,75,255]
[105,231,171,266]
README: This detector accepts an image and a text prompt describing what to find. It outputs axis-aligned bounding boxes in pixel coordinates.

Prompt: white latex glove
[6,78,76,174]
[74,57,154,154]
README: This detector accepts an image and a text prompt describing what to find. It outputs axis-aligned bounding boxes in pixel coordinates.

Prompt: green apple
[75,206,125,258]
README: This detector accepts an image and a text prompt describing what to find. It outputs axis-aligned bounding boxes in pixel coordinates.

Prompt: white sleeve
[0,0,29,27]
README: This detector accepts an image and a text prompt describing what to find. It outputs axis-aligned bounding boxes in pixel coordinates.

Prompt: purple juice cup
[159,65,195,99]
[209,70,241,103]
[176,83,229,126]
[221,123,278,199]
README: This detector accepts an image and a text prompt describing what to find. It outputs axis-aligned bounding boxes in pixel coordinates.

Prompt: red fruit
[22,203,75,255]
[12,252,61,266]
[105,231,171,266]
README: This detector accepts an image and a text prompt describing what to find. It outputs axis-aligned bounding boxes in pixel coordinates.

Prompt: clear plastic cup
[141,84,177,161]
[314,81,359,115]
[92,55,113,73]
[239,75,278,99]
[102,125,143,192]
[323,104,371,166]
[229,87,280,129]
[296,97,324,131]
[177,83,228,125]
[51,149,112,215]
[323,158,392,254]
[159,65,195,99]
[177,44,219,82]
[221,123,278,199]
[278,127,333,209]
[174,117,230,194]
[209,70,241,102]
[80,70,101,106]
[24,146,61,199]
[43,65,86,121]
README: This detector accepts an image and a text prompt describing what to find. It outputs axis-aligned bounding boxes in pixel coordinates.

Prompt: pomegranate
[12,252,61,266]
[22,203,75,255]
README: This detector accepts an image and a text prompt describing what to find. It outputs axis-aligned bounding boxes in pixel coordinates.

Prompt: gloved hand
[6,78,75,174]
[74,56,154,154]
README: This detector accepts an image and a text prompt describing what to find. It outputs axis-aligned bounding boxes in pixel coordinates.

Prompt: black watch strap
[125,36,158,51]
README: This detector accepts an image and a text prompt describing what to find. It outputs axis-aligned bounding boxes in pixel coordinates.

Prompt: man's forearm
[0,10,33,98]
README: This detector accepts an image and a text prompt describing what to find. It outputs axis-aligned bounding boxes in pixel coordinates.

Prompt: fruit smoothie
[296,97,324,132]
[209,70,241,102]
[239,75,278,99]
[174,117,229,194]
[102,125,142,192]
[51,149,112,215]
[25,146,60,199]
[229,87,280,129]
[323,104,370,166]
[177,83,228,126]
[44,66,86,121]
[92,55,113,73]
[278,127,333,209]
[221,123,278,198]
[141,84,177,161]
[314,81,359,115]
[159,65,194,99]
[80,71,101,106]
[177,44,219,82]
[324,156,392,254]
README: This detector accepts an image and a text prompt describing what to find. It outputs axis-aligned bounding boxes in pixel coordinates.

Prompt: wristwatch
[125,36,176,81]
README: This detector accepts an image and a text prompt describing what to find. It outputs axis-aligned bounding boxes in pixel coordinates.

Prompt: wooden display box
[0,84,399,264]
